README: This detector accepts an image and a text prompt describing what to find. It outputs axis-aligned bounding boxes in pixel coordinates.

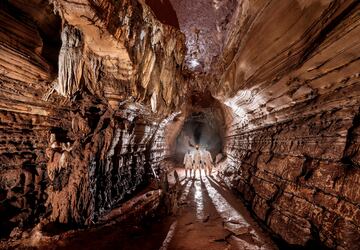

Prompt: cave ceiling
[145,0,237,72]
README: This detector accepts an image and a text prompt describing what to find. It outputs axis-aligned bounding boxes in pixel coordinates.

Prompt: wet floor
[164,169,276,250]
[48,169,277,250]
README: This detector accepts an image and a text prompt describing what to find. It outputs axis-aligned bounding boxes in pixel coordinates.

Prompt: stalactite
[56,24,84,97]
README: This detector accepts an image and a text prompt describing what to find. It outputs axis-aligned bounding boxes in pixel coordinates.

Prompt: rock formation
[218,1,360,249]
[0,0,185,238]
[0,0,359,249]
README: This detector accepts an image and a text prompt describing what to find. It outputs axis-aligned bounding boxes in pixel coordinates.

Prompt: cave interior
[0,0,360,249]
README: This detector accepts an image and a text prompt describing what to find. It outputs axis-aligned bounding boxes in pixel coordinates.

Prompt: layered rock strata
[219,0,360,248]
[1,0,360,249]
[0,0,186,238]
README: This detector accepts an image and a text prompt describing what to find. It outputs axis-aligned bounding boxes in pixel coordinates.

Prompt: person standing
[183,150,193,178]
[193,145,202,178]
[203,149,214,175]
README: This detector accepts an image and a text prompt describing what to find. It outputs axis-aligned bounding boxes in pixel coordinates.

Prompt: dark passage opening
[172,92,226,163]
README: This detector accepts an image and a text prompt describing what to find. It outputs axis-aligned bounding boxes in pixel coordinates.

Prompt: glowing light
[212,0,221,10]
[189,59,200,68]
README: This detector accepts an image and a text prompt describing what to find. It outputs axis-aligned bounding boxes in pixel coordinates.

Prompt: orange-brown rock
[0,0,186,239]
[219,1,360,249]
[0,0,360,249]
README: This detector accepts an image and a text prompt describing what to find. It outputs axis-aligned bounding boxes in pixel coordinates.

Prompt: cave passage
[174,111,224,163]
[36,170,277,250]
[1,0,359,249]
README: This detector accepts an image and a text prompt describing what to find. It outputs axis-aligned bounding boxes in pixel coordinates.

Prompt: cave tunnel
[171,92,227,164]
[0,0,360,250]
[174,111,224,160]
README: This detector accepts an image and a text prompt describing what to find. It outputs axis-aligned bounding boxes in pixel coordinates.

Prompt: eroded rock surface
[219,0,360,249]
[0,0,359,249]
[168,0,237,72]
[0,0,185,239]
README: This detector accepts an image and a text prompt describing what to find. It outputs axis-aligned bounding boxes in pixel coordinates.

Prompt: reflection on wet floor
[203,176,273,249]
[194,179,205,220]
[48,169,277,250]
[203,177,244,221]
[164,169,277,250]
[179,179,192,204]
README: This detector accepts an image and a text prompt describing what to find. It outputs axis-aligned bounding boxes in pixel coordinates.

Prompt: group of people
[183,145,214,178]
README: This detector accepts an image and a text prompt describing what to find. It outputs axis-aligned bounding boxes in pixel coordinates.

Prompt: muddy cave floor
[32,168,277,250]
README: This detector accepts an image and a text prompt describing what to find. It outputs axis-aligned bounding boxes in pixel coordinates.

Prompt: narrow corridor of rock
[0,0,360,249]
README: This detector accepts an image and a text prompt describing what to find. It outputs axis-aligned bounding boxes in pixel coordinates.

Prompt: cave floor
[45,169,277,250]
[163,169,277,250]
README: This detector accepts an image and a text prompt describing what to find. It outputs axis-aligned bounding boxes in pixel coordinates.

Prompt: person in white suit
[193,145,202,178]
[203,149,214,175]
[183,150,193,178]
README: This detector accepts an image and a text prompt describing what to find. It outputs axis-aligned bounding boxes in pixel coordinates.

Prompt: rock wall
[51,0,187,113]
[1,0,360,248]
[0,0,186,238]
[0,1,59,238]
[44,101,162,225]
[219,0,360,249]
